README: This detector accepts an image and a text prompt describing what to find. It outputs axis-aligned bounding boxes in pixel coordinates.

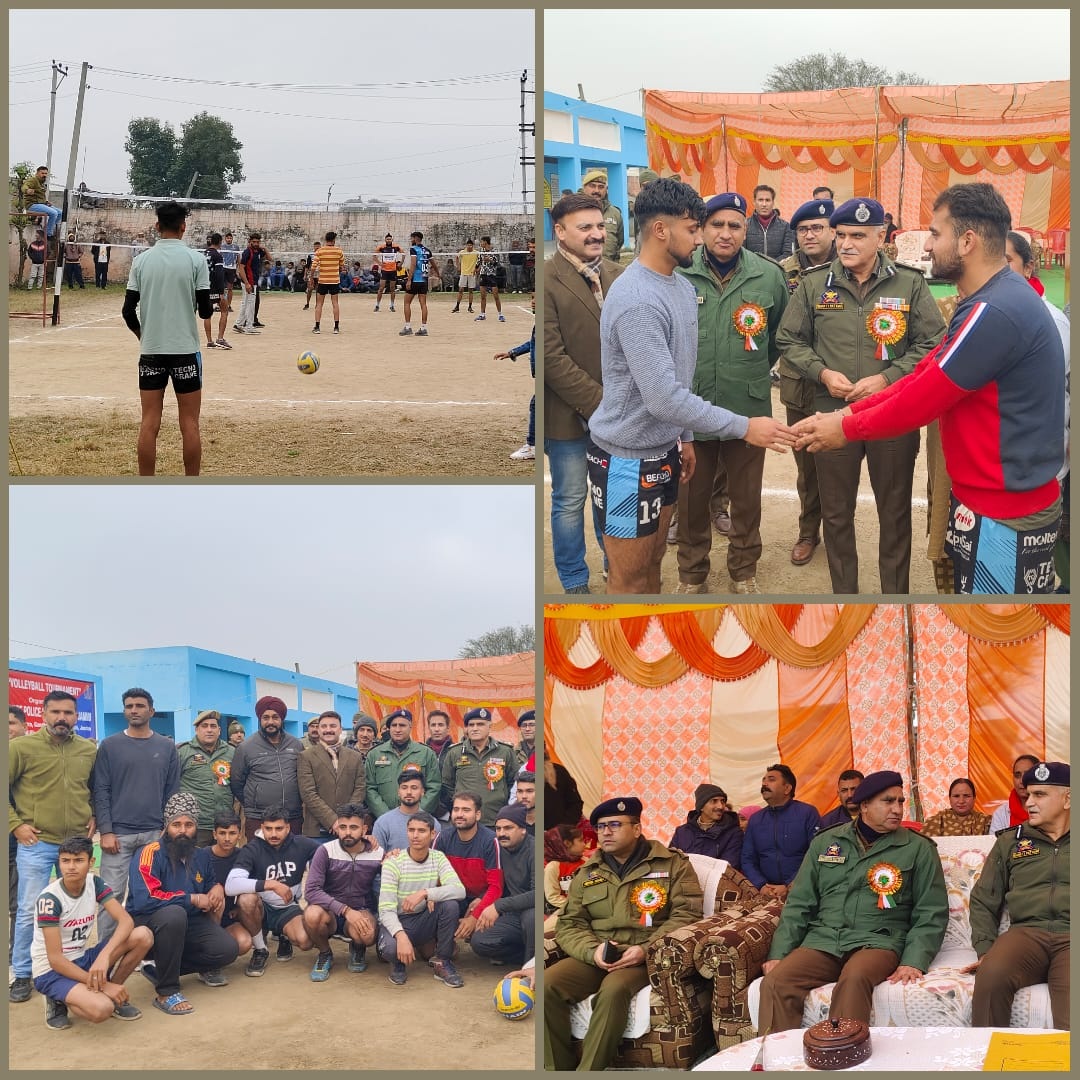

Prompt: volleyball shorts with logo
[586,440,681,538]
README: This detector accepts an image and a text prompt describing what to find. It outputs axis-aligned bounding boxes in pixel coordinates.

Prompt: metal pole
[52,61,90,325]
[44,61,67,183]
[326,184,334,211]
[518,69,534,218]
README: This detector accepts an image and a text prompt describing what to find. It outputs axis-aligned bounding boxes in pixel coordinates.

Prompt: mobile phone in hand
[602,940,621,964]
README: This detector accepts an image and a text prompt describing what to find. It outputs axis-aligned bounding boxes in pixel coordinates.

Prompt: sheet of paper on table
[982,1031,1070,1071]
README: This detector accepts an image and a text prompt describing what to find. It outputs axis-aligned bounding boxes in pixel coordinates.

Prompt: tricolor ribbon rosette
[732,302,768,351]
[867,862,903,909]
[629,881,668,926]
[482,759,505,790]
[212,760,231,786]
[866,307,906,361]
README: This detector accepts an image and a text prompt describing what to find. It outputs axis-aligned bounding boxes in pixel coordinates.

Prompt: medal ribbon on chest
[866,308,906,361]
[482,759,505,790]
[867,862,902,909]
[629,880,668,926]
[732,302,768,351]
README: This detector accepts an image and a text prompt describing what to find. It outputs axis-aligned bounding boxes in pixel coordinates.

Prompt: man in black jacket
[468,804,534,966]
[745,184,796,260]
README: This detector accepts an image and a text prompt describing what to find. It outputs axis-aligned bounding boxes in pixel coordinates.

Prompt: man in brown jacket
[545,193,625,593]
[297,712,366,841]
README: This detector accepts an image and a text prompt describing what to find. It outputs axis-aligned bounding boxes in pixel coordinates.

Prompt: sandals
[152,992,194,1016]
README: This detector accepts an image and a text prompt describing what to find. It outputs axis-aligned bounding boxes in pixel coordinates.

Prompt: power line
[253,138,512,176]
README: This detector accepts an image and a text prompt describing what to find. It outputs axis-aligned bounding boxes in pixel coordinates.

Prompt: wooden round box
[802,1017,872,1069]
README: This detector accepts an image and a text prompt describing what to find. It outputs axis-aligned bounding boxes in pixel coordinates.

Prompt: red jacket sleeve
[472,866,505,917]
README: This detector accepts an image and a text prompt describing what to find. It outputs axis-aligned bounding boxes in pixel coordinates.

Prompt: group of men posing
[9,688,536,1028]
[545,763,1070,1070]
[545,175,1065,595]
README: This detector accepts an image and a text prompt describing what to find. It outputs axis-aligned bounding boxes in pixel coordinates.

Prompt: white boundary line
[11,394,515,408]
[9,312,121,344]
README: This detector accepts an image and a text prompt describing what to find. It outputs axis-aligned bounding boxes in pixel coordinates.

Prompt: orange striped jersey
[312,244,345,281]
[377,242,403,273]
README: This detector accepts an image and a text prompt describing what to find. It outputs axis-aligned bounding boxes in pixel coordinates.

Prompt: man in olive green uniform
[777,198,946,593]
[758,771,947,1032]
[777,198,836,566]
[580,169,625,262]
[674,192,790,594]
[439,707,518,826]
[176,709,236,847]
[966,760,1070,1030]
[545,796,704,1071]
[363,708,441,818]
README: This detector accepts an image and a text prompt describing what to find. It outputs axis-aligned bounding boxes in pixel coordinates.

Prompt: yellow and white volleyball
[493,976,535,1020]
[297,350,320,375]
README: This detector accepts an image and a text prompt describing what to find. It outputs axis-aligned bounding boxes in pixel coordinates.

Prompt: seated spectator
[668,783,743,867]
[432,792,502,941]
[126,792,239,1014]
[205,811,252,963]
[817,770,865,831]
[543,758,584,830]
[283,262,296,291]
[741,764,819,899]
[32,836,152,1029]
[989,754,1041,833]
[257,264,271,290]
[225,807,321,976]
[373,773,443,856]
[738,804,762,831]
[468,804,534,967]
[302,803,382,981]
[542,824,585,929]
[377,812,465,987]
[269,261,287,290]
[359,267,377,292]
[921,777,991,836]
[292,261,308,292]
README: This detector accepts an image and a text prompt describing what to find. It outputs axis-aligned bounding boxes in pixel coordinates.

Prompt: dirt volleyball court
[8,287,536,477]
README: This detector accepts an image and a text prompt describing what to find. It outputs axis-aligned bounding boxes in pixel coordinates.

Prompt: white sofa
[745,834,1055,1029]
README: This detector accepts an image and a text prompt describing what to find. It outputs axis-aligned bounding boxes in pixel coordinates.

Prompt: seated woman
[542,825,586,932]
[921,777,990,836]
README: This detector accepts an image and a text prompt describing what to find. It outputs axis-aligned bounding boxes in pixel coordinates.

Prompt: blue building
[16,646,358,743]
[543,91,647,246]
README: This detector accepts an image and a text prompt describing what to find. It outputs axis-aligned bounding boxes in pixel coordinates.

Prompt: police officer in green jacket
[966,760,1070,1030]
[545,796,704,1071]
[759,770,947,1033]
[580,169,625,262]
[176,709,236,847]
[363,708,442,818]
[439,707,518,825]
[777,198,836,567]
[674,192,791,595]
[776,198,946,593]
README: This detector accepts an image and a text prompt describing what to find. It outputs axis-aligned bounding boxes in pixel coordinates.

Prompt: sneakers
[474,314,486,321]
[731,577,761,594]
[215,338,233,350]
[373,304,380,312]
[303,303,310,310]
[204,341,218,349]
[388,961,408,986]
[277,936,294,962]
[253,321,266,328]
[498,314,506,322]
[245,947,270,977]
[197,968,228,987]
[509,444,535,461]
[111,1001,142,1020]
[565,583,591,595]
[467,306,474,313]
[389,304,395,312]
[10,976,32,1003]
[451,305,460,313]
[399,327,413,336]
[675,581,708,594]
[416,327,428,336]
[45,996,70,1030]
[348,942,368,973]
[333,327,340,335]
[312,326,321,334]
[431,958,464,988]
[310,951,333,982]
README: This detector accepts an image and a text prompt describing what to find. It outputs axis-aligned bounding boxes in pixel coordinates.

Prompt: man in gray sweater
[586,178,796,593]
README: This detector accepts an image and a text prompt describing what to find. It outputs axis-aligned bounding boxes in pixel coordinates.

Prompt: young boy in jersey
[400,230,434,337]
[206,812,252,965]
[312,230,346,335]
[474,236,505,322]
[203,233,231,350]
[374,233,403,312]
[32,836,153,1030]
[494,293,535,460]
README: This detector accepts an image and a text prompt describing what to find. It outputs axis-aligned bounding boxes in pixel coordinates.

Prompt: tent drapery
[545,605,1069,842]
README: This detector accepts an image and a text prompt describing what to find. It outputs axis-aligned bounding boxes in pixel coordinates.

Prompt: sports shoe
[388,961,408,985]
[565,583,591,595]
[233,323,241,332]
[303,303,310,310]
[389,304,395,312]
[431,958,464,988]
[399,327,413,336]
[731,577,761,594]
[348,942,368,973]
[451,305,460,313]
[310,951,333,982]
[416,327,428,336]
[245,948,270,977]
[45,996,71,1030]
[373,304,380,312]
[215,338,233,350]
[197,968,228,987]
[312,326,320,334]
[509,444,535,461]
[10,976,32,1003]
[253,321,266,328]
[333,327,340,335]
[277,936,294,962]
[498,314,506,322]
[675,581,708,594]
[204,341,218,349]
[111,1001,142,1020]
[467,306,473,313]
[474,314,486,321]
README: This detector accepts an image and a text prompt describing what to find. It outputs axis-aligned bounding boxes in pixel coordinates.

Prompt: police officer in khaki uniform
[579,169,625,262]
[544,796,704,1071]
[759,771,947,1032]
[777,198,836,566]
[438,707,517,825]
[966,760,1070,1030]
[777,198,946,593]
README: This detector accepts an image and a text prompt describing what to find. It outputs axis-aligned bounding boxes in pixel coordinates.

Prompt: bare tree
[459,624,535,658]
[764,53,930,93]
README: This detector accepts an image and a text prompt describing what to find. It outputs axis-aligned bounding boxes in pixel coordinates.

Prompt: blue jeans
[12,839,61,977]
[97,828,161,942]
[545,433,605,590]
[527,351,536,446]
[28,204,61,237]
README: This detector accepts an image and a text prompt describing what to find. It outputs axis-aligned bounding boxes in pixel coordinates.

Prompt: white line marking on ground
[9,312,121,344]
[11,394,514,408]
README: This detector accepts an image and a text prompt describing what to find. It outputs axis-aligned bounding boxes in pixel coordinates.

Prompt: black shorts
[479,274,498,289]
[587,440,681,538]
[317,283,339,296]
[406,280,428,294]
[138,353,203,394]
[263,902,304,936]
[224,268,237,285]
[380,270,398,282]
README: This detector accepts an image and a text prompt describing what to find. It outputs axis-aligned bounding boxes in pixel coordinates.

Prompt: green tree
[124,117,179,197]
[171,113,244,200]
[9,160,36,284]
[764,53,929,92]
[458,624,535,658]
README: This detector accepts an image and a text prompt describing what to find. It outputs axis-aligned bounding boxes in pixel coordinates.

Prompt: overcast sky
[545,9,1069,107]
[9,486,534,685]
[9,9,534,206]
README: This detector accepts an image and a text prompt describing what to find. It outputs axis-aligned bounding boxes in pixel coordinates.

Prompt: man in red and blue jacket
[433,791,503,939]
